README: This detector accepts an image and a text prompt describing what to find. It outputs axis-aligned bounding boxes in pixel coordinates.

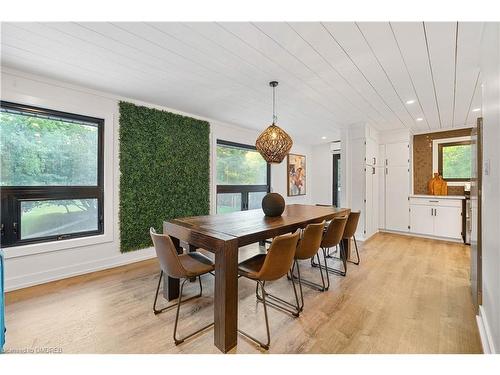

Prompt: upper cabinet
[366,137,378,166]
[385,142,410,167]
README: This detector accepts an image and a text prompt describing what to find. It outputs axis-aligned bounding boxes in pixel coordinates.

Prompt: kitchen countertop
[409,194,466,200]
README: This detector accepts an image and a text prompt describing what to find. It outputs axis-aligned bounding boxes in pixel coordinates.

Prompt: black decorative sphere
[262,193,285,217]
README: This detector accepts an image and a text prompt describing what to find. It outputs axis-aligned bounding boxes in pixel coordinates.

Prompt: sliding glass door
[216,140,270,213]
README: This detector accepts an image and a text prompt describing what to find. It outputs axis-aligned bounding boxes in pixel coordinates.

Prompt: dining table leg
[214,238,239,353]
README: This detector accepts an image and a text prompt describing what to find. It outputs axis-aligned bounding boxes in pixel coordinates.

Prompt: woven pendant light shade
[256,81,293,164]
[255,124,293,163]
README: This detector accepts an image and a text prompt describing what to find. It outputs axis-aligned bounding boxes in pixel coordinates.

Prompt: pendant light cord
[272,84,277,124]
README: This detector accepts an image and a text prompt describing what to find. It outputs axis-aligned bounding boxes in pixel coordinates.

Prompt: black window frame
[0,100,104,248]
[216,139,270,212]
[438,140,472,182]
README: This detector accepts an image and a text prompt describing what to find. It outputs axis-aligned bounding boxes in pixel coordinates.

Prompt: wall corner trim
[477,305,496,354]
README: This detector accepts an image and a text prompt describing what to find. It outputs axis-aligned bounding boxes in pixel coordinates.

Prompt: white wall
[1,68,313,291]
[479,23,500,353]
[310,142,333,206]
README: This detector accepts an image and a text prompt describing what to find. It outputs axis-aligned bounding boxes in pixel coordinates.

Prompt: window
[216,140,270,213]
[438,141,472,181]
[0,101,104,247]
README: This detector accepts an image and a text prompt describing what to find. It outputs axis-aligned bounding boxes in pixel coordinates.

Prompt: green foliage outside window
[216,144,267,185]
[119,102,210,252]
[0,111,98,186]
[441,144,471,180]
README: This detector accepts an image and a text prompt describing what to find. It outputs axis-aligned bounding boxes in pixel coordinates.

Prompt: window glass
[21,199,98,240]
[216,144,267,185]
[216,193,242,214]
[248,191,267,210]
[442,144,471,180]
[0,110,98,186]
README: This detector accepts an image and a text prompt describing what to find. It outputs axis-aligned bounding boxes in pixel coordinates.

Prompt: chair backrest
[295,221,325,260]
[321,216,348,248]
[343,211,361,239]
[257,230,300,281]
[150,228,187,279]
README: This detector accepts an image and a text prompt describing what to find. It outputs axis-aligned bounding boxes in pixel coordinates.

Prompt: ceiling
[0,22,484,143]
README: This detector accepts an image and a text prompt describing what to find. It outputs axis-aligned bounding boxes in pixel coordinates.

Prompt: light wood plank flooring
[4,233,482,354]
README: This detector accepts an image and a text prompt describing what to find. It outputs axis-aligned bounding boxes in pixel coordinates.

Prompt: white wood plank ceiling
[0,22,484,143]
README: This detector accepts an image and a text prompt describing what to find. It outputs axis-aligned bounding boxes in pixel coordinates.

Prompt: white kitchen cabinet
[378,145,386,229]
[385,165,410,232]
[379,141,410,233]
[347,124,379,240]
[366,137,378,166]
[385,142,409,166]
[409,205,435,236]
[434,206,462,239]
[409,196,463,240]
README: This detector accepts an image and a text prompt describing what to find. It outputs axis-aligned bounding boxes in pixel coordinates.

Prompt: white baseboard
[477,305,496,354]
[5,248,157,292]
[379,229,463,243]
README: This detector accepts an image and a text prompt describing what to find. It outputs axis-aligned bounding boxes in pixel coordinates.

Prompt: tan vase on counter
[428,173,448,196]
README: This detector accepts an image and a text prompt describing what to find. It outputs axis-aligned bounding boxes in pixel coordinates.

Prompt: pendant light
[255,81,293,163]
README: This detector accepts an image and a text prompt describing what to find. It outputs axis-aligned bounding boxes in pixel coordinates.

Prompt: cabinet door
[385,142,409,167]
[434,206,462,239]
[410,205,434,236]
[385,165,409,232]
[366,137,378,166]
[378,145,386,229]
[364,167,377,238]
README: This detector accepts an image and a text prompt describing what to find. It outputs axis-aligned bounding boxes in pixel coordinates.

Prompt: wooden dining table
[163,204,350,353]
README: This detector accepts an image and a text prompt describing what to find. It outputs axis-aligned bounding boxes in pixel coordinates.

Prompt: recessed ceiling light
[321,136,327,140]
[406,99,416,104]
[472,108,481,112]
[416,117,423,122]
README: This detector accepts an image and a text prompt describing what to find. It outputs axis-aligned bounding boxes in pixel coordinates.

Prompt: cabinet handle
[385,159,388,166]
[431,208,433,216]
[434,208,437,216]
[429,200,439,203]
[373,157,376,165]
[372,167,375,174]
[385,168,388,175]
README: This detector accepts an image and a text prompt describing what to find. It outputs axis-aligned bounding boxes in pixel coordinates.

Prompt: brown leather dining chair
[289,221,328,311]
[311,215,349,278]
[343,211,361,265]
[237,230,300,350]
[150,228,215,345]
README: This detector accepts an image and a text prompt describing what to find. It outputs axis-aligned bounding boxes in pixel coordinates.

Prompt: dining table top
[166,204,350,247]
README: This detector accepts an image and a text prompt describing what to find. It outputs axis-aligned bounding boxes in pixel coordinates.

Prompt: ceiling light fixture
[406,99,416,104]
[255,81,293,163]
[472,108,481,112]
[416,117,423,122]
[321,136,327,140]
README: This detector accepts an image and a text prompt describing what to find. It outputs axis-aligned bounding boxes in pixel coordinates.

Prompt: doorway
[332,153,341,207]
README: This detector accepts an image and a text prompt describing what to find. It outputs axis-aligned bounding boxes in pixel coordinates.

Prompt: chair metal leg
[238,280,270,350]
[292,253,329,292]
[173,277,214,345]
[152,271,203,315]
[311,244,347,277]
[255,269,301,317]
[347,236,360,265]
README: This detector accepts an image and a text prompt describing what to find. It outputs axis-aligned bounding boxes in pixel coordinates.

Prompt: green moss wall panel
[118,102,210,252]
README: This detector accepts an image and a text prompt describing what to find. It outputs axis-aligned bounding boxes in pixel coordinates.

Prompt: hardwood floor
[4,233,482,354]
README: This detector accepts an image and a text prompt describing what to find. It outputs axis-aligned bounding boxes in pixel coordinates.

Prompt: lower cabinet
[409,197,463,240]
